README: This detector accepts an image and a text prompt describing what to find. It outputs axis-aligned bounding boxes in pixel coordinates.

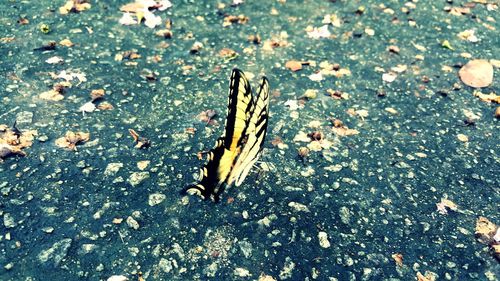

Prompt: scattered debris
[0,123,36,161]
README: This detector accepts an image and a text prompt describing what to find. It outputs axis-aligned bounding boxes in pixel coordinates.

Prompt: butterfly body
[183,69,270,202]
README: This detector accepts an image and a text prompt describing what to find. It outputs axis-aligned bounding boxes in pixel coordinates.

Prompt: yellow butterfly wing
[183,69,257,202]
[228,76,270,186]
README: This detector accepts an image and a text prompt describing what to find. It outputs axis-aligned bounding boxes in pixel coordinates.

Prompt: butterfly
[183,68,270,202]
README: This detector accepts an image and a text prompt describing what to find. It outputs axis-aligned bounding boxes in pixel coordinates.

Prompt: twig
[0,106,20,119]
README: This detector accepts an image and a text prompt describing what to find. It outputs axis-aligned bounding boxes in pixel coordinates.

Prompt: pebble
[4,262,14,270]
[137,160,150,170]
[42,227,54,233]
[3,213,16,228]
[158,258,173,273]
[128,172,150,186]
[126,216,140,230]
[258,274,277,281]
[79,244,97,255]
[238,241,253,258]
[279,257,295,280]
[37,238,72,267]
[148,193,166,206]
[339,206,351,224]
[318,231,331,248]
[234,267,251,277]
[204,262,218,277]
[107,275,128,281]
[16,111,33,125]
[288,202,310,212]
[104,163,123,176]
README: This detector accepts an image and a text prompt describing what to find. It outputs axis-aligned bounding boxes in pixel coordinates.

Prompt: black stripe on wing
[181,138,226,202]
[223,69,253,149]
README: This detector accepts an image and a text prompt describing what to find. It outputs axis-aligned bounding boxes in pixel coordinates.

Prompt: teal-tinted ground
[0,0,499,280]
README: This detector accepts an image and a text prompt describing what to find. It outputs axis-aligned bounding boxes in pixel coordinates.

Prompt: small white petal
[119,13,137,25]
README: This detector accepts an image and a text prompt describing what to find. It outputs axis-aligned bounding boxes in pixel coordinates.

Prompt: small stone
[339,206,351,224]
[107,275,128,281]
[128,172,150,186]
[318,231,331,248]
[4,262,14,270]
[385,107,398,115]
[457,134,469,142]
[234,267,252,277]
[279,257,295,280]
[258,274,277,281]
[494,107,500,118]
[238,241,253,258]
[205,262,218,277]
[148,193,166,206]
[242,210,249,219]
[42,227,54,233]
[104,163,123,176]
[3,213,16,228]
[288,202,310,212]
[38,238,72,267]
[137,160,150,170]
[96,263,105,271]
[126,216,140,230]
[79,244,97,255]
[158,258,173,273]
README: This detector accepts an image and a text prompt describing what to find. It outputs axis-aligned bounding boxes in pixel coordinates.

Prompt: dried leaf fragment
[436,198,458,214]
[0,125,36,160]
[97,102,114,110]
[473,91,500,103]
[39,89,64,101]
[475,217,500,260]
[285,60,308,72]
[330,119,359,136]
[55,131,90,150]
[197,109,217,125]
[90,89,105,101]
[129,129,151,149]
[218,48,238,60]
[59,39,74,47]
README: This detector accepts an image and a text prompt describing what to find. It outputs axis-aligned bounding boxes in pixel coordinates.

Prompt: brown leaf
[473,91,500,103]
[475,216,497,244]
[459,59,494,88]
